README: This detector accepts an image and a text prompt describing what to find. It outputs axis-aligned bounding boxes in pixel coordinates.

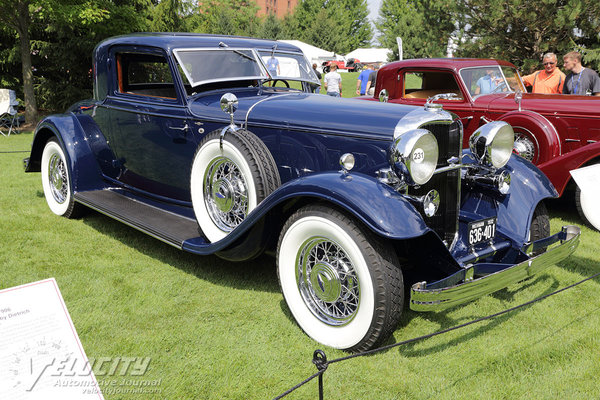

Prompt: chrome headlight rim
[389,128,439,186]
[469,121,514,169]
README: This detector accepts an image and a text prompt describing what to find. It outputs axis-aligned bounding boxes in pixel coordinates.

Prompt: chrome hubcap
[297,237,360,326]
[513,132,536,162]
[48,153,67,204]
[204,157,248,232]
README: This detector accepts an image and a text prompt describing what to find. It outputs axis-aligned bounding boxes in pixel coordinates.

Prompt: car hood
[189,89,422,140]
[477,93,600,118]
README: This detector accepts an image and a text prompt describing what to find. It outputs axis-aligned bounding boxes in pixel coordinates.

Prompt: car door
[103,46,199,202]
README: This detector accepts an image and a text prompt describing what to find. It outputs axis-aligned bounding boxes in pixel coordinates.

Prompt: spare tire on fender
[190,128,280,243]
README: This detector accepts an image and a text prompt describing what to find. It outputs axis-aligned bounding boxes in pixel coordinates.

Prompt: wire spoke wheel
[513,129,537,163]
[204,157,249,232]
[297,237,360,326]
[278,205,404,352]
[48,153,68,204]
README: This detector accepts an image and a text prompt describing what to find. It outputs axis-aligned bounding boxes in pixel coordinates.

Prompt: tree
[0,0,38,123]
[189,0,260,36]
[454,0,600,72]
[376,0,456,60]
[151,0,187,32]
[287,0,372,54]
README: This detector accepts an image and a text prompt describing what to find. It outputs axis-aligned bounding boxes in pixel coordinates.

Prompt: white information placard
[570,164,600,231]
[0,278,104,400]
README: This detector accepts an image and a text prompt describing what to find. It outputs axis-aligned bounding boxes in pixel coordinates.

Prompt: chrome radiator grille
[409,121,461,245]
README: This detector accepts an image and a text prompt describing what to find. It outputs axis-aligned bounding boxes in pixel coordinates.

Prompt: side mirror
[220,93,238,115]
[379,89,389,103]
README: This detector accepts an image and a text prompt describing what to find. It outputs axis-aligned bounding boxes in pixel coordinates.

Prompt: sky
[367,0,382,21]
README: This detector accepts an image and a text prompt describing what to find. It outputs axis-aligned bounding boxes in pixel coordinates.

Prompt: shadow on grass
[387,254,599,358]
[80,209,281,294]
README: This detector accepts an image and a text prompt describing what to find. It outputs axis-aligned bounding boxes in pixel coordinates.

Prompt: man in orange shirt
[522,53,566,94]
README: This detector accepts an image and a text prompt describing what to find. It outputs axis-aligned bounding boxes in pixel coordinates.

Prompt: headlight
[469,121,514,168]
[389,129,439,185]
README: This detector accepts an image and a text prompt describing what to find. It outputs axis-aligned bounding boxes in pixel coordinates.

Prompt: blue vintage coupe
[25,33,580,352]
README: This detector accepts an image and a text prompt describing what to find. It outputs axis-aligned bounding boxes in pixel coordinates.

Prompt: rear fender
[538,141,600,196]
[26,114,105,192]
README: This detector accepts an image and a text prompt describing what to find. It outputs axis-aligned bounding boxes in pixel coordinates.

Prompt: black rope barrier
[272,271,600,399]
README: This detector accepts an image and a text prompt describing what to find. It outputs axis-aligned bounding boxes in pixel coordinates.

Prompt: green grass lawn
[2,132,600,399]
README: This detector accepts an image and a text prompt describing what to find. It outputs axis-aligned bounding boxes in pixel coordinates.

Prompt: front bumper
[410,225,581,312]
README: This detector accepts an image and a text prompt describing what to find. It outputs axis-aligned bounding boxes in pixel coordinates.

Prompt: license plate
[468,217,497,246]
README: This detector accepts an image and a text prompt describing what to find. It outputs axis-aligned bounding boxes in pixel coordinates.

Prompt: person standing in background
[324,64,342,97]
[356,64,373,96]
[562,51,600,96]
[366,65,379,96]
[311,63,322,93]
[522,53,566,94]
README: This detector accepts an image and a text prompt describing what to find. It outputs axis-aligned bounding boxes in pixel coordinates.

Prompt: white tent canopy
[345,48,392,64]
[278,40,335,65]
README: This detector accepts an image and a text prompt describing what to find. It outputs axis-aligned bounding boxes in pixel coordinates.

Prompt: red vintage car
[322,58,362,73]
[364,58,600,228]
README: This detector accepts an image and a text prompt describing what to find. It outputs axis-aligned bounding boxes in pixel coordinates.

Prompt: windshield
[460,66,526,97]
[257,50,319,83]
[173,47,318,90]
[174,48,268,87]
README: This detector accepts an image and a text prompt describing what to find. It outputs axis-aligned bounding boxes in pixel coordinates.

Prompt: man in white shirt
[324,64,342,97]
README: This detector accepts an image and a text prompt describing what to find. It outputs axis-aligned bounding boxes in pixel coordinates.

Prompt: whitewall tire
[277,205,404,352]
[40,138,82,218]
[576,185,600,231]
[191,129,280,243]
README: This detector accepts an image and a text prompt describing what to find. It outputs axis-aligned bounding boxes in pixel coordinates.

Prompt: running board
[75,190,201,249]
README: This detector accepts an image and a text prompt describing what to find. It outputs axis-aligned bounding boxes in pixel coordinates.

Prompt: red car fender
[537,141,600,196]
[498,110,561,164]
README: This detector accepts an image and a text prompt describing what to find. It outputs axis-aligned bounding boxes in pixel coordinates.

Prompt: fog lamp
[496,170,511,194]
[423,189,440,217]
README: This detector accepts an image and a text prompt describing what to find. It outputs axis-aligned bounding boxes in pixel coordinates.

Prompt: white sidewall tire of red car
[191,138,258,243]
[40,139,75,216]
[278,214,376,350]
[577,186,600,231]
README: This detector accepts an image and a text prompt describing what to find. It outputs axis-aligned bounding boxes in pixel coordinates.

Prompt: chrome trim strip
[244,93,297,129]
[409,225,580,312]
[394,107,455,139]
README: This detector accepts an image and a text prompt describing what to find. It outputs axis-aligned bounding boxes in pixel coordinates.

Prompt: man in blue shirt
[475,69,503,95]
[356,65,373,96]
[266,55,280,77]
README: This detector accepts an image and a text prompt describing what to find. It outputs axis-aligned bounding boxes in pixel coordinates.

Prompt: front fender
[26,114,105,192]
[183,172,431,255]
[263,172,431,239]
[498,154,558,243]
[498,110,561,162]
[538,141,600,196]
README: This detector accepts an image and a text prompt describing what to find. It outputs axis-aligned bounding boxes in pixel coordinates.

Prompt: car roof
[382,58,517,72]
[94,32,302,55]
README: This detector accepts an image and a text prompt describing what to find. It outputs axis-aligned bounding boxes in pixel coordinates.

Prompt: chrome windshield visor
[410,225,581,312]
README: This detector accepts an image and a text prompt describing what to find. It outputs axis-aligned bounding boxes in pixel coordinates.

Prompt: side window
[116,53,177,100]
[403,71,463,100]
